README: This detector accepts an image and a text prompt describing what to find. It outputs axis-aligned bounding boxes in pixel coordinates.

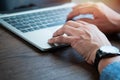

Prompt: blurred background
[72,0,101,3]
[72,0,120,13]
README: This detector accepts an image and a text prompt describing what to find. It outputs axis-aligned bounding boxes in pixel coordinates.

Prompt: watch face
[100,46,120,53]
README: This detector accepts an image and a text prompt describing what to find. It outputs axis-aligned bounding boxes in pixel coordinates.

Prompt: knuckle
[61,25,67,31]
[62,25,67,31]
[66,21,73,25]
[63,24,70,31]
[51,38,55,42]
[78,7,82,12]
[92,3,100,9]
[58,36,64,41]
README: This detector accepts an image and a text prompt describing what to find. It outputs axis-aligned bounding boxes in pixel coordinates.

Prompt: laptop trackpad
[24,26,61,50]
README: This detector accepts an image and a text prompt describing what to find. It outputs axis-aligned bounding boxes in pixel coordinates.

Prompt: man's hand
[48,21,111,64]
[68,2,120,33]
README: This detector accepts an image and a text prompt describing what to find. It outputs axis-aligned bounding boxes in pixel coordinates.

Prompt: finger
[67,6,95,20]
[73,3,86,9]
[76,18,96,24]
[76,20,89,25]
[53,24,78,37]
[48,35,79,44]
[66,21,84,28]
[53,21,86,37]
[73,2,94,9]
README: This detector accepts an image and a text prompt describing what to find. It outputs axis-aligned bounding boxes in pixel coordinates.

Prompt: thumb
[76,18,96,24]
[67,6,95,20]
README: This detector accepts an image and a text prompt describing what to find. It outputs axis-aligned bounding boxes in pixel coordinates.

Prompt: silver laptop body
[0,0,75,51]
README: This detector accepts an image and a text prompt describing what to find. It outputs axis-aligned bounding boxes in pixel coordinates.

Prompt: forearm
[111,14,120,33]
[98,56,120,73]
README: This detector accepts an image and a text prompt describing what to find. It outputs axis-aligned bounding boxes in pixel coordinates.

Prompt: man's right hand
[48,21,111,64]
[68,2,120,33]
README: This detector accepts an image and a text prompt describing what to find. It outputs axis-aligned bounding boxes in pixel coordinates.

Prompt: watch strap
[94,49,120,70]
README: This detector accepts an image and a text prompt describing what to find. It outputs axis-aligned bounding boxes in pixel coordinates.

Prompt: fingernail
[48,39,51,43]
[53,33,57,37]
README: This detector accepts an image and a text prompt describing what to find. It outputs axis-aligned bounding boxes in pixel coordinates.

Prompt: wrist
[98,56,120,73]
[93,45,120,73]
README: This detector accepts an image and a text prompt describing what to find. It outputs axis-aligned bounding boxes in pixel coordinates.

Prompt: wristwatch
[94,46,120,69]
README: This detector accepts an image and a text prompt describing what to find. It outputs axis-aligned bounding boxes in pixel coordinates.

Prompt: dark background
[0,0,70,12]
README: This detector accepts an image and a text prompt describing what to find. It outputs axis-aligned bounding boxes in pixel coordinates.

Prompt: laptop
[0,0,75,51]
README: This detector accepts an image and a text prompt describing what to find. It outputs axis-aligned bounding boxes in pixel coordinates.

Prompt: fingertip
[53,33,57,37]
[48,39,53,43]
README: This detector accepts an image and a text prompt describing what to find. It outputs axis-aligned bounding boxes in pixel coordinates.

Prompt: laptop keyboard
[2,8,71,33]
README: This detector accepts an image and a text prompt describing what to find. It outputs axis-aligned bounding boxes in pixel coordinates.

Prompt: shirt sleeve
[100,62,120,80]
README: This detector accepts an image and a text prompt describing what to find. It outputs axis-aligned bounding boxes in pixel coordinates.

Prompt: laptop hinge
[0,13,9,16]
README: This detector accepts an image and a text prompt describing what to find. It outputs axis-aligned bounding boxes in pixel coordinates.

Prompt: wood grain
[0,24,120,80]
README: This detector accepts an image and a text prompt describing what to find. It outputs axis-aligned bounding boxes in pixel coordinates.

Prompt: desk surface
[0,25,120,80]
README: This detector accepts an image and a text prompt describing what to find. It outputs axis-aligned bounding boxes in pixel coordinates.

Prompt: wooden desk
[0,25,120,80]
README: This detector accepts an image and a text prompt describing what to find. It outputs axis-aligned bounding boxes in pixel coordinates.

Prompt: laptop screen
[0,0,71,13]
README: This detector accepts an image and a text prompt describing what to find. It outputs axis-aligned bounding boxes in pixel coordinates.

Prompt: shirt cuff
[100,62,120,80]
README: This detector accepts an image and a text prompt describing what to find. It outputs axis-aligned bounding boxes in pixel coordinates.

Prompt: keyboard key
[1,7,71,33]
